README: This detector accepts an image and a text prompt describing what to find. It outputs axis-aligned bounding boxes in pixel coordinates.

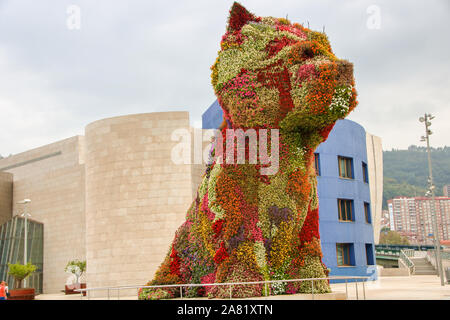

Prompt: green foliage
[139,288,172,300]
[383,145,450,208]
[65,260,86,274]
[65,260,86,283]
[379,230,410,245]
[8,262,37,288]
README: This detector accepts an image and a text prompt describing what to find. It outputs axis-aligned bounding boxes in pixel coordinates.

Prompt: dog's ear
[227,2,257,33]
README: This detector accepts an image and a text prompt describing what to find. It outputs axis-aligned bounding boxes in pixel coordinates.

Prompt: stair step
[414,272,437,275]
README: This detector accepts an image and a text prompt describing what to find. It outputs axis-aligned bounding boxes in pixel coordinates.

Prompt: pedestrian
[4,282,9,299]
[0,281,6,300]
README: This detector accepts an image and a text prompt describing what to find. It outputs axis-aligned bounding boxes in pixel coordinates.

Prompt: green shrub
[8,262,37,288]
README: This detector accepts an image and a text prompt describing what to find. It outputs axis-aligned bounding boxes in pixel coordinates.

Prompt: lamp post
[17,199,31,288]
[419,114,445,286]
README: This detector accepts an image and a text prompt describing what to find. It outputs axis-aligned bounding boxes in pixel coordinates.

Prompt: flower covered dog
[139,2,357,299]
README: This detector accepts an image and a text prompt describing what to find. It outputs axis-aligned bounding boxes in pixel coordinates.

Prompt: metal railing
[399,249,415,274]
[75,276,370,300]
[375,248,401,256]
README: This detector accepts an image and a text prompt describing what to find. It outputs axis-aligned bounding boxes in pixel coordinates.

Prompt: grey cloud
[0,0,448,155]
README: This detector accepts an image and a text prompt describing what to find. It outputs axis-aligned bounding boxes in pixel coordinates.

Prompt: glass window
[336,243,353,266]
[362,162,368,183]
[338,199,354,221]
[314,153,320,176]
[338,156,353,179]
[365,243,375,265]
[0,216,43,293]
[364,202,372,224]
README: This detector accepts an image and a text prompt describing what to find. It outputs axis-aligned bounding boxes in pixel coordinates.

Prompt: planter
[65,283,86,296]
[8,288,35,300]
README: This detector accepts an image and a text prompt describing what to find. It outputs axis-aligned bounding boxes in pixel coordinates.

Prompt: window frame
[314,153,321,176]
[338,199,354,222]
[338,156,354,179]
[336,243,353,267]
[365,243,375,265]
[364,202,372,224]
[362,162,369,183]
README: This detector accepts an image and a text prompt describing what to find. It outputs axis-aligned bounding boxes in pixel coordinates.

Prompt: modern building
[443,185,450,197]
[0,216,43,292]
[387,196,450,245]
[380,209,391,230]
[0,112,205,295]
[0,102,383,294]
[202,100,383,281]
[0,172,13,226]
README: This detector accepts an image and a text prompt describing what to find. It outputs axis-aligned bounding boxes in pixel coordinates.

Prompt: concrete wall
[0,172,13,226]
[0,136,86,293]
[366,133,383,244]
[84,112,198,295]
[379,266,410,277]
[316,120,377,281]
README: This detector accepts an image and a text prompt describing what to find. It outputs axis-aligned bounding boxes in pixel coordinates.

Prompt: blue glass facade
[202,100,377,282]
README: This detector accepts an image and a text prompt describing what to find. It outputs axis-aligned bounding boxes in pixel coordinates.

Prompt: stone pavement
[330,275,450,300]
[34,275,449,300]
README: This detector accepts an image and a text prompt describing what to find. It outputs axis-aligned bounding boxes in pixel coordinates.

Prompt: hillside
[383,145,450,208]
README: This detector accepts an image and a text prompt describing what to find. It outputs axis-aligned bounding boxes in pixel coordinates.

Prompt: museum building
[0,102,382,294]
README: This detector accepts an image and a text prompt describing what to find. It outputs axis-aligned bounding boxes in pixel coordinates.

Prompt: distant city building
[443,185,450,197]
[387,197,450,244]
[380,209,391,230]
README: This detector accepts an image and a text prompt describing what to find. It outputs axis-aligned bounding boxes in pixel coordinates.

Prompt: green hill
[383,145,450,208]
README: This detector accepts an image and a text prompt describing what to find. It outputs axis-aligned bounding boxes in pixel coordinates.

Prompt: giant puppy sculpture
[140,2,357,299]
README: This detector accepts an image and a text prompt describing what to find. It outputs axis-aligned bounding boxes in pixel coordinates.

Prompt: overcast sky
[0,0,449,156]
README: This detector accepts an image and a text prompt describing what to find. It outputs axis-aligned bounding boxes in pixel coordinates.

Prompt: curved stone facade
[0,136,86,293]
[0,172,12,226]
[84,112,197,293]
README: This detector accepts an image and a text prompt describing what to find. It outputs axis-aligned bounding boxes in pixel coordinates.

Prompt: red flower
[212,219,224,237]
[169,246,181,276]
[214,242,229,264]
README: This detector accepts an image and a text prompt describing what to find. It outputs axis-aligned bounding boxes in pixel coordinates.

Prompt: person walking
[0,281,6,300]
[4,282,9,299]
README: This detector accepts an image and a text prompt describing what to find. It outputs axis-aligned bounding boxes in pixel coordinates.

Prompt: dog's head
[211,2,357,139]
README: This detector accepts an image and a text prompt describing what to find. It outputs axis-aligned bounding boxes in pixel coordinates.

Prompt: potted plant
[64,260,87,296]
[7,262,37,300]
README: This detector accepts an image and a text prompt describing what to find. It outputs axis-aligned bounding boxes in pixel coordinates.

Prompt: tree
[8,262,37,289]
[64,260,86,284]
[379,231,410,245]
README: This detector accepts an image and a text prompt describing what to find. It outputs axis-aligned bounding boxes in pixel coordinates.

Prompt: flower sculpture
[139,2,357,299]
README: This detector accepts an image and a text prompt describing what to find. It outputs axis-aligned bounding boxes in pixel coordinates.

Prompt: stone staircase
[410,257,437,275]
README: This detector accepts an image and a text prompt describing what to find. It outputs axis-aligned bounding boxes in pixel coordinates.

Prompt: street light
[17,199,31,288]
[419,114,445,286]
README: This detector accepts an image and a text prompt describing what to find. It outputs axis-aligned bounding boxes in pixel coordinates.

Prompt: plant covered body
[140,2,358,299]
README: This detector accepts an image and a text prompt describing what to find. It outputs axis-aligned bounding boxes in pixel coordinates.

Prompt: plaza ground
[34,275,449,300]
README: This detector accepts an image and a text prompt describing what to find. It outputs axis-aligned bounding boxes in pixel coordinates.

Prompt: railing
[427,249,450,270]
[375,244,439,252]
[375,248,401,256]
[75,276,370,300]
[399,249,415,274]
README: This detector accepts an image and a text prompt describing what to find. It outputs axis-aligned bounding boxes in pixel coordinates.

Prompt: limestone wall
[84,112,197,295]
[0,136,86,293]
[366,133,383,244]
[0,172,13,226]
